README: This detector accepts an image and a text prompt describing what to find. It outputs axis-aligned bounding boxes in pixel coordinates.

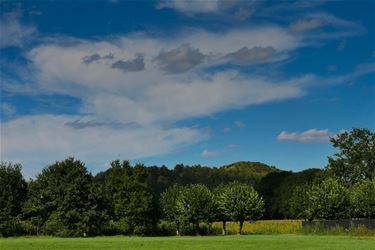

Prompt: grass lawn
[1,235,374,250]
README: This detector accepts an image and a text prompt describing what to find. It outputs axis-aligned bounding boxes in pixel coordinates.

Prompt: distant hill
[221,161,280,178]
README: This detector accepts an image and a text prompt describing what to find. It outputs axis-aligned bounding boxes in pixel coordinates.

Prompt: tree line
[0,128,374,237]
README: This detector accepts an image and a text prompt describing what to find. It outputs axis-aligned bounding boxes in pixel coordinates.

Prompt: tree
[217,182,264,235]
[306,178,350,220]
[213,184,232,235]
[23,157,105,236]
[350,179,375,218]
[99,160,157,235]
[276,169,325,219]
[0,162,28,236]
[327,128,375,184]
[176,184,215,235]
[159,184,183,235]
[287,185,310,219]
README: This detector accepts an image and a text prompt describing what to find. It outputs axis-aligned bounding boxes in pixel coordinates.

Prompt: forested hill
[221,161,279,177]
[95,160,281,196]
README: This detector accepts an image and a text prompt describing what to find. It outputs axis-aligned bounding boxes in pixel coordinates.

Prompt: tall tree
[100,160,157,235]
[0,162,28,236]
[23,157,105,236]
[217,182,264,235]
[327,128,375,184]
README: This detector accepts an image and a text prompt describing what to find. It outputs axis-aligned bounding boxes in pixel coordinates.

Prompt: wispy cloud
[0,11,37,48]
[277,129,331,142]
[201,149,218,157]
[234,121,246,128]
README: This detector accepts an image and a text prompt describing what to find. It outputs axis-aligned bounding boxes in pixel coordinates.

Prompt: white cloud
[234,121,246,128]
[0,26,308,174]
[201,149,218,157]
[0,114,205,175]
[0,11,37,48]
[277,129,332,142]
[24,27,303,127]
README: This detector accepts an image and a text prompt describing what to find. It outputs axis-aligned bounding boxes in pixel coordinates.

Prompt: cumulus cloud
[0,11,37,48]
[225,46,276,64]
[23,27,303,126]
[277,129,332,142]
[0,26,309,174]
[201,149,218,157]
[111,54,145,72]
[155,44,205,73]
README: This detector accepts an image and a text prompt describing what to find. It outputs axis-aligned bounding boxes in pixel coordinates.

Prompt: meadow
[1,235,374,250]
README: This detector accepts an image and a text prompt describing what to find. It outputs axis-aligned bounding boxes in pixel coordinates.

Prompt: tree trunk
[238,220,244,235]
[222,221,226,235]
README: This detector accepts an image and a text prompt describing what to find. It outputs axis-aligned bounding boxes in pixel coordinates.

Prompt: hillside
[221,161,280,178]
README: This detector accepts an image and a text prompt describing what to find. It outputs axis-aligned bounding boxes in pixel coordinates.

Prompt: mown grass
[1,235,374,250]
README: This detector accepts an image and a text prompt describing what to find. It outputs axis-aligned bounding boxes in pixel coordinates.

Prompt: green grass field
[1,235,374,250]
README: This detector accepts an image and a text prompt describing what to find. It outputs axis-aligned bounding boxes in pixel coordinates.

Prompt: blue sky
[0,0,374,178]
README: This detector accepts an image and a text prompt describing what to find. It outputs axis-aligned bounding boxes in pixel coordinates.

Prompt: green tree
[160,184,183,235]
[217,182,264,235]
[0,162,28,236]
[306,178,350,220]
[350,179,375,218]
[276,169,325,219]
[287,185,310,219]
[23,157,105,236]
[327,128,375,184]
[213,184,231,235]
[176,184,215,235]
[100,160,157,235]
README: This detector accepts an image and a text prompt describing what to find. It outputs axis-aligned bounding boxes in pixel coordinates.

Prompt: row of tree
[0,128,374,237]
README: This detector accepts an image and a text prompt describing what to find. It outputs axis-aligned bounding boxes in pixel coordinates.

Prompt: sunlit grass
[212,220,302,235]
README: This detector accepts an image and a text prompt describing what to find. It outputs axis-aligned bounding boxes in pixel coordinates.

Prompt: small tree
[213,184,232,235]
[217,182,264,235]
[176,184,215,235]
[287,185,310,219]
[160,185,183,235]
[306,178,350,220]
[350,179,375,218]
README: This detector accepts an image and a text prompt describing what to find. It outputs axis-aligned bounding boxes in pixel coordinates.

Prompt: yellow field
[212,220,302,234]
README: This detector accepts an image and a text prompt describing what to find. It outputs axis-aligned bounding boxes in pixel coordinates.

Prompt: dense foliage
[0,128,374,237]
[0,162,27,236]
